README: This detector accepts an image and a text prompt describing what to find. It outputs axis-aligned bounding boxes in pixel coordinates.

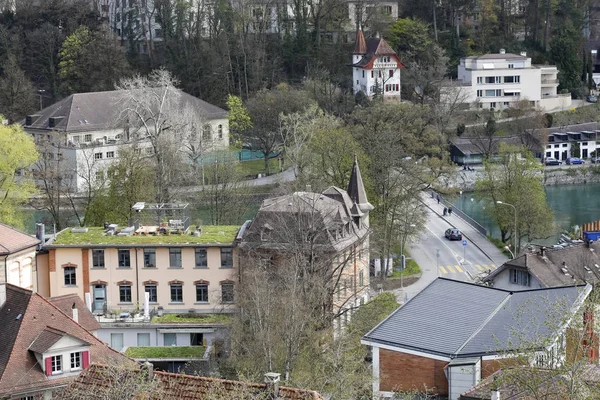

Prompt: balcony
[541,79,558,86]
[373,62,398,69]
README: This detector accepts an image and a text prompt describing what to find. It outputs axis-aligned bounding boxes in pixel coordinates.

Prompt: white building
[22,89,229,192]
[457,49,571,111]
[351,28,404,99]
[542,122,600,161]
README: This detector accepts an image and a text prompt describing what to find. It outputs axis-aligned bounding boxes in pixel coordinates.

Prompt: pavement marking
[447,265,456,273]
[491,264,497,269]
[475,264,484,271]
[455,265,464,273]
[482,264,490,270]
[439,266,448,274]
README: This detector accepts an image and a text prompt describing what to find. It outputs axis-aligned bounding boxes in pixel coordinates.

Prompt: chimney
[264,372,281,399]
[72,303,79,323]
[142,361,154,381]
[0,284,6,309]
[540,246,546,257]
[491,390,501,400]
[36,223,45,250]
[499,48,506,54]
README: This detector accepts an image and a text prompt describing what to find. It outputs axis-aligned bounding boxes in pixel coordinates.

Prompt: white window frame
[70,351,81,370]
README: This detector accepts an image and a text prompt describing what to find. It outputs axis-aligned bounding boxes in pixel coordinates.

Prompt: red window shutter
[45,357,53,376]
[82,351,90,369]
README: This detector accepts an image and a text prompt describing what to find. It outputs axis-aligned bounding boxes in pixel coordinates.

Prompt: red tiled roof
[353,28,367,54]
[69,364,325,399]
[48,294,101,332]
[0,284,129,397]
[0,223,39,255]
[352,37,404,69]
[28,327,67,354]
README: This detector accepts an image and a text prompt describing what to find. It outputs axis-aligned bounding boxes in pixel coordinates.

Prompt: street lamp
[504,245,515,258]
[497,201,517,256]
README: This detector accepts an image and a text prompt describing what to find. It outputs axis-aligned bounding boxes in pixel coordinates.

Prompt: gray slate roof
[363,278,589,358]
[464,53,528,60]
[485,243,600,287]
[22,89,227,133]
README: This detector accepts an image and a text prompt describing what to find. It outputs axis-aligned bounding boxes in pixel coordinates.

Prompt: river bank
[444,165,600,192]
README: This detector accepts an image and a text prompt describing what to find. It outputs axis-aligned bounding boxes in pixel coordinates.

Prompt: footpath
[421,193,509,266]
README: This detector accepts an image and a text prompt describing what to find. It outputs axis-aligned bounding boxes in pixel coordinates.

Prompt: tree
[505,99,548,153]
[280,103,322,179]
[85,145,156,226]
[550,25,584,97]
[243,84,313,173]
[0,54,36,123]
[0,120,38,227]
[59,26,130,94]
[226,94,252,147]
[570,141,581,158]
[117,69,199,203]
[476,143,554,249]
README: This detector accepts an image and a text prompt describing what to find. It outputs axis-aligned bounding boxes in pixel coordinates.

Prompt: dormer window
[51,355,62,374]
[71,352,82,370]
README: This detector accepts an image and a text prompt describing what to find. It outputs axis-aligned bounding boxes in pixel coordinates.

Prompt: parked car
[445,228,462,241]
[545,157,562,166]
[587,95,598,103]
[592,157,600,164]
[566,157,585,165]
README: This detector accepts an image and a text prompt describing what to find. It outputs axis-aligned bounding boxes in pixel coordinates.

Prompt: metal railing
[439,196,488,237]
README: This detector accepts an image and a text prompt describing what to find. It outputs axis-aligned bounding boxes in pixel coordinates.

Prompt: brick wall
[379,348,449,396]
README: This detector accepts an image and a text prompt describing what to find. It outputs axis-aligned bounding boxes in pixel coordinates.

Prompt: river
[451,182,600,245]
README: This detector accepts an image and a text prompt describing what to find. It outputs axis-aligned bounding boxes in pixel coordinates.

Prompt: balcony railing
[373,62,398,69]
[541,79,558,85]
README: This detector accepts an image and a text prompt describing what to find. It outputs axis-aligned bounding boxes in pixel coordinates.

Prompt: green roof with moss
[125,346,206,359]
[50,225,240,246]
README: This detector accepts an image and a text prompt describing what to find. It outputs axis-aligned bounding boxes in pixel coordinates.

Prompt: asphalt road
[396,207,498,302]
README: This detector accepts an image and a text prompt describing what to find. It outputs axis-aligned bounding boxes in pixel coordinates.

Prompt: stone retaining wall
[442,166,600,192]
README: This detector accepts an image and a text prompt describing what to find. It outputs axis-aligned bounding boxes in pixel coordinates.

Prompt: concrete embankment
[443,165,600,192]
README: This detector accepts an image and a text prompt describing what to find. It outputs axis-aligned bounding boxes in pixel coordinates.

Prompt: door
[554,151,559,159]
[93,284,106,313]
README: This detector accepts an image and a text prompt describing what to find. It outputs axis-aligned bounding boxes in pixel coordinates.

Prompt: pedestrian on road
[431,191,435,199]
[448,206,453,216]
[437,194,440,204]
[443,207,447,216]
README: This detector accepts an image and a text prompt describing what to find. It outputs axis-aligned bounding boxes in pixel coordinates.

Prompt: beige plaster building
[39,225,240,315]
[0,223,40,291]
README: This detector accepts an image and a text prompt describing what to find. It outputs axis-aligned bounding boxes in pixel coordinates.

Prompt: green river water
[452,183,600,245]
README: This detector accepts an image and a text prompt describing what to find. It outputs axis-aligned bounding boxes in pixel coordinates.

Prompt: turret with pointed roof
[347,156,373,213]
[353,26,367,55]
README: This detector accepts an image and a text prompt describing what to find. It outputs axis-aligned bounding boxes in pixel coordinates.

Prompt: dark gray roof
[363,278,589,358]
[346,157,373,213]
[28,328,66,354]
[449,136,540,156]
[486,243,600,287]
[22,89,227,133]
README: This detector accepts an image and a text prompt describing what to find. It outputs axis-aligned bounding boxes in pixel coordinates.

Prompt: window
[94,152,103,160]
[144,249,156,268]
[477,90,483,97]
[389,69,394,78]
[221,283,234,303]
[218,124,223,139]
[111,333,124,350]
[84,134,92,142]
[220,248,233,268]
[137,333,150,346]
[546,152,551,157]
[118,249,131,268]
[155,28,162,37]
[515,76,520,83]
[95,171,104,181]
[119,285,132,303]
[203,124,211,140]
[145,285,157,302]
[490,102,497,109]
[164,333,177,346]
[477,77,483,84]
[72,135,80,143]
[562,144,568,148]
[195,248,207,268]
[362,70,365,78]
[191,333,203,346]
[583,142,588,146]
[196,284,209,302]
[485,76,495,84]
[92,249,104,268]
[509,269,531,286]
[64,267,76,286]
[485,89,496,97]
[508,63,514,69]
[169,248,182,268]
[51,355,62,374]
[170,284,183,302]
[359,270,364,287]
[504,102,510,106]
[70,352,81,370]
[495,89,502,96]
[106,151,115,158]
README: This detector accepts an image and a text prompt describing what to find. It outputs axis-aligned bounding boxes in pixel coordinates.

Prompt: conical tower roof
[347,155,373,212]
[353,26,367,55]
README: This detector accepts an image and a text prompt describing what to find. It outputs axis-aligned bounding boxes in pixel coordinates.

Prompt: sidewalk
[421,194,509,266]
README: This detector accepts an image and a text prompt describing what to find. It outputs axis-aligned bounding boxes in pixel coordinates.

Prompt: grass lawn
[239,158,281,178]
[152,313,232,324]
[51,225,240,245]
[389,258,421,279]
[125,346,205,359]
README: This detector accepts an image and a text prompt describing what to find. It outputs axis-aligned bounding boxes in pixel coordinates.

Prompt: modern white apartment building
[457,50,571,111]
